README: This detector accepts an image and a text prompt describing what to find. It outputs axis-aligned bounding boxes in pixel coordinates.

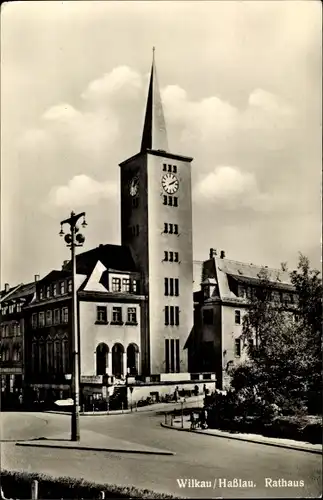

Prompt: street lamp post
[60,211,87,442]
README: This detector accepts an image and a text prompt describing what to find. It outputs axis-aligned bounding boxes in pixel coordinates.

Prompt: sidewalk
[16,429,175,456]
[161,416,322,455]
[45,395,204,416]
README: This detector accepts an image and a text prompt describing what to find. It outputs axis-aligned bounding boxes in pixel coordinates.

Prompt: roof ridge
[216,257,289,274]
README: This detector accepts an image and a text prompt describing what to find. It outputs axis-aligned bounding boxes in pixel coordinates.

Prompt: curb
[16,441,175,456]
[160,423,322,455]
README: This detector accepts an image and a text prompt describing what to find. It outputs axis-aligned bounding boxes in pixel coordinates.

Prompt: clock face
[129,177,139,197]
[162,173,179,194]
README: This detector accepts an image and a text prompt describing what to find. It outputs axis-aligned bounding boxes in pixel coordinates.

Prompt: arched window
[46,342,54,373]
[112,343,124,378]
[127,343,139,375]
[96,343,109,376]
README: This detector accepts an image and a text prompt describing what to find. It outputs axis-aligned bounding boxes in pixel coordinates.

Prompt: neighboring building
[0,281,35,408]
[187,249,298,390]
[23,244,144,406]
[120,51,194,376]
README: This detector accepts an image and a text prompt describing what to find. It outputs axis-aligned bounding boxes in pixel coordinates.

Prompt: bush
[0,470,178,499]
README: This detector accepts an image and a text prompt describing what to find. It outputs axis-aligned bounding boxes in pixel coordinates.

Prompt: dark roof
[0,282,35,302]
[63,244,137,275]
[228,274,295,291]
[41,270,71,283]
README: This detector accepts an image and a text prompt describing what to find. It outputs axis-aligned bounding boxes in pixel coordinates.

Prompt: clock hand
[168,180,177,186]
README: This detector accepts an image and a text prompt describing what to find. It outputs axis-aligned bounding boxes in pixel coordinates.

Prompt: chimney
[220,250,225,259]
[4,283,9,293]
[62,260,69,270]
[34,274,40,282]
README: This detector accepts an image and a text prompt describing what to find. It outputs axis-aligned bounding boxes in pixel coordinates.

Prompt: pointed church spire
[140,48,169,153]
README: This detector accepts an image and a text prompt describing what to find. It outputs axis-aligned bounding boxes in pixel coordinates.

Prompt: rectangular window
[59,282,65,295]
[112,307,122,323]
[54,309,60,324]
[46,286,50,298]
[235,338,241,357]
[175,306,180,326]
[173,165,177,174]
[168,164,172,172]
[164,223,168,233]
[164,251,168,261]
[165,306,169,326]
[174,224,178,234]
[164,278,169,296]
[169,224,173,234]
[173,197,178,207]
[175,279,179,296]
[169,278,174,296]
[32,313,37,329]
[68,280,72,293]
[163,163,167,171]
[96,306,107,323]
[168,196,173,206]
[62,307,68,323]
[38,312,45,327]
[163,195,168,205]
[169,251,173,262]
[170,339,175,372]
[39,289,43,300]
[122,278,130,292]
[203,308,213,325]
[127,307,137,324]
[165,339,170,373]
[112,277,121,292]
[175,339,180,372]
[170,306,175,326]
[174,252,179,262]
[136,225,139,236]
[132,280,138,293]
[235,310,241,325]
[53,283,57,296]
[46,310,52,326]
[17,303,22,312]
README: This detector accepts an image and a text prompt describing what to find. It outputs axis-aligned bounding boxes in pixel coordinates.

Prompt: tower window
[235,338,241,357]
[164,278,179,296]
[170,306,174,325]
[164,223,168,233]
[164,251,168,261]
[174,252,179,262]
[164,278,169,296]
[168,196,172,206]
[168,164,172,172]
[165,339,170,372]
[235,310,241,324]
[175,306,180,325]
[165,306,179,326]
[173,197,178,207]
[163,195,168,205]
[169,224,173,234]
[173,165,177,174]
[163,163,167,171]
[174,224,178,234]
[169,251,173,262]
[165,306,169,326]
[175,339,180,371]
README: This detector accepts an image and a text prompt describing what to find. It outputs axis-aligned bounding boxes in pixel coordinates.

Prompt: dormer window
[46,286,50,298]
[68,280,72,293]
[59,282,65,295]
[122,278,130,293]
[112,277,121,292]
[53,284,57,296]
[39,289,44,300]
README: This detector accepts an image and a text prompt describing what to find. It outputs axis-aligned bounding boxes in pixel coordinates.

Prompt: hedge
[0,470,180,499]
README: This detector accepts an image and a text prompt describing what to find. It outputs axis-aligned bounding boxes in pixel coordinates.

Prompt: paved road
[0,410,321,498]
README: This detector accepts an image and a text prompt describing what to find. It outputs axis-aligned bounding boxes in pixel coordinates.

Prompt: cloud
[81,66,142,101]
[48,174,118,208]
[194,165,271,211]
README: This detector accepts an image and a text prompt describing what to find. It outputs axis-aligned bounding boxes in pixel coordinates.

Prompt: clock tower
[119,50,193,376]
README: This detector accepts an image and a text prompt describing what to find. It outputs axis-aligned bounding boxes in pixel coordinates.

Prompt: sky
[1,0,321,287]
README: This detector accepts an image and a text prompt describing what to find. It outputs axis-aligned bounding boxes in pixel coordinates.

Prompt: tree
[230,256,322,415]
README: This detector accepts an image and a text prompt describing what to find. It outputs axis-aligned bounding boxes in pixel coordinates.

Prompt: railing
[1,481,107,500]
